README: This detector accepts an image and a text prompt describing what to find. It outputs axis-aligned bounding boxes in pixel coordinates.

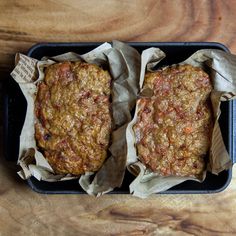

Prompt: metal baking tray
[3,42,236,194]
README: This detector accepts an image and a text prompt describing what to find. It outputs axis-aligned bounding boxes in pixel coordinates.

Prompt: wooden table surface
[1,0,236,235]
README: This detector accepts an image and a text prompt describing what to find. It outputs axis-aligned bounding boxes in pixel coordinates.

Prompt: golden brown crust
[133,64,213,177]
[35,61,112,175]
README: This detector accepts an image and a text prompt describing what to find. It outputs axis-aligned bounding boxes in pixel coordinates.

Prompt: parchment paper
[79,41,141,195]
[11,41,140,195]
[126,48,235,198]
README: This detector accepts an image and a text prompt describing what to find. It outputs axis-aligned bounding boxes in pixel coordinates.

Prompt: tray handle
[232,100,236,164]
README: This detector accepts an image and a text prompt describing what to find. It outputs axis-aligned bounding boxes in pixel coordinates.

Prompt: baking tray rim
[7,41,234,194]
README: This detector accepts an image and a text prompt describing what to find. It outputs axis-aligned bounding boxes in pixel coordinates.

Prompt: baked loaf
[133,64,213,177]
[35,61,112,175]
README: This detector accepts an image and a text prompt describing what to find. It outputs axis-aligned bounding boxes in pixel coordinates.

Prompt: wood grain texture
[1,0,236,235]
[0,0,236,73]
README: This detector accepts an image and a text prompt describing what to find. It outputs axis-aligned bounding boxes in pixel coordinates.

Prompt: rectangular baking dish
[3,42,236,194]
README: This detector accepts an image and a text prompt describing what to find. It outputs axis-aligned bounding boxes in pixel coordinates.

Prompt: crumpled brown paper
[79,41,140,195]
[11,41,141,195]
[126,48,235,198]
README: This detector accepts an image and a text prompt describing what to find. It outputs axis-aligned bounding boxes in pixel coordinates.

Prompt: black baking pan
[3,42,236,194]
